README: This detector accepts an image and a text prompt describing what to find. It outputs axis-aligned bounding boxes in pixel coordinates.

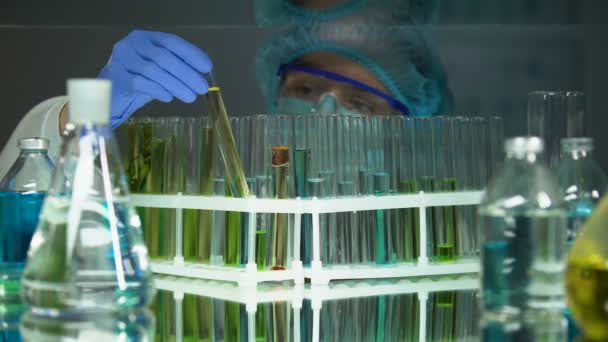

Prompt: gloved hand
[98,30,213,128]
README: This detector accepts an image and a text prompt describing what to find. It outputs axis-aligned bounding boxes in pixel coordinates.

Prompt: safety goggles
[277,64,409,116]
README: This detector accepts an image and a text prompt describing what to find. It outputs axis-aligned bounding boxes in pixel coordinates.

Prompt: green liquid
[422,176,438,260]
[147,138,166,259]
[225,301,240,342]
[256,303,268,341]
[256,230,268,271]
[399,179,420,262]
[374,172,390,265]
[183,127,215,263]
[206,88,250,198]
[437,177,458,263]
[225,178,241,267]
[272,162,289,269]
[183,294,200,342]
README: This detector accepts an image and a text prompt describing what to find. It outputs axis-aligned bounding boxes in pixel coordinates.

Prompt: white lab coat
[0,96,68,181]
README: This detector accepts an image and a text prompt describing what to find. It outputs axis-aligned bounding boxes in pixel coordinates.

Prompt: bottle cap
[562,137,593,153]
[18,137,49,150]
[505,137,544,154]
[67,79,112,125]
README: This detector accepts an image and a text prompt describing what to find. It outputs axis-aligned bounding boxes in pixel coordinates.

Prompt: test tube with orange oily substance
[271,146,290,270]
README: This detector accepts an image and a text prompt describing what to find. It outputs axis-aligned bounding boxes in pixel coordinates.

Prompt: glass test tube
[271,117,291,270]
[162,117,185,261]
[295,115,312,265]
[356,116,374,263]
[566,91,585,137]
[254,115,271,270]
[387,116,403,263]
[183,117,200,262]
[204,74,250,198]
[416,117,436,260]
[147,118,167,259]
[398,117,419,262]
[371,116,391,265]
[336,116,359,264]
[452,117,474,258]
[224,117,242,267]
[318,115,338,265]
[487,116,505,181]
[239,116,257,265]
[211,139,226,266]
[436,117,458,263]
[527,91,566,168]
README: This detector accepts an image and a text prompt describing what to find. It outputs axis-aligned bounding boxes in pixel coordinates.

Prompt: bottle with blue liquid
[0,137,53,303]
[479,137,567,321]
[557,138,607,247]
[21,79,155,315]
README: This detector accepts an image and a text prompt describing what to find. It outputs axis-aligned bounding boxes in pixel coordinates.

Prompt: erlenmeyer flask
[566,194,608,341]
[21,79,155,315]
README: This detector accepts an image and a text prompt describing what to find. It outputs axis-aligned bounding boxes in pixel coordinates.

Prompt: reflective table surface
[1,274,573,341]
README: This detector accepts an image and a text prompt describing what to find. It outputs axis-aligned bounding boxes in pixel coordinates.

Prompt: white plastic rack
[154,274,479,342]
[131,191,483,286]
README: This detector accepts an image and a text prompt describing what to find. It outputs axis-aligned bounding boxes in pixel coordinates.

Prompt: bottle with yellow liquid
[566,194,608,341]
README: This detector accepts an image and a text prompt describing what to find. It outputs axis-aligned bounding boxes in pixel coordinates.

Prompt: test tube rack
[154,274,479,342]
[131,190,483,286]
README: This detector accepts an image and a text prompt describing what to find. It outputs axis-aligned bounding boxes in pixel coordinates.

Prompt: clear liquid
[22,196,155,313]
[0,192,45,302]
[480,209,567,318]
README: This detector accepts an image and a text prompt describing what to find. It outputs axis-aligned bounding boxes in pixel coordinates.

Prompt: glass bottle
[478,137,567,321]
[566,194,608,341]
[0,138,53,303]
[557,138,607,248]
[21,79,155,315]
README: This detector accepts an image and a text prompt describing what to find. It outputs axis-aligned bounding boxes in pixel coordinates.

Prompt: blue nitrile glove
[98,30,213,128]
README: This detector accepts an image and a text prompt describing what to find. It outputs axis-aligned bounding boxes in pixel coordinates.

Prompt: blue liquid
[0,192,45,271]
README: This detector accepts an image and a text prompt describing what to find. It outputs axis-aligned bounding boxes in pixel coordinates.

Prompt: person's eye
[345,97,375,114]
[287,83,318,99]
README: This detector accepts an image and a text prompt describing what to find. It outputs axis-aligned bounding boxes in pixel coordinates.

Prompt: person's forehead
[292,52,390,93]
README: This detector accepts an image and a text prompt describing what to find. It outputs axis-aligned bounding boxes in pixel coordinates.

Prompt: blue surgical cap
[256,22,453,117]
[255,0,439,26]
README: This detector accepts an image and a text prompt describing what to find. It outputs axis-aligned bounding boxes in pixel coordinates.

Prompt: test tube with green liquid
[224,117,242,267]
[147,118,167,259]
[434,117,458,262]
[204,73,250,199]
[211,151,226,266]
[162,117,185,260]
[183,118,200,262]
[399,117,419,262]
[254,116,271,270]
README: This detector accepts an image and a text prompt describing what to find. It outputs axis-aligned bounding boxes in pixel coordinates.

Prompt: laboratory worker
[0,2,449,180]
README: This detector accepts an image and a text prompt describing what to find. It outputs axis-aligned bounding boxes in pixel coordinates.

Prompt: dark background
[1,0,607,167]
